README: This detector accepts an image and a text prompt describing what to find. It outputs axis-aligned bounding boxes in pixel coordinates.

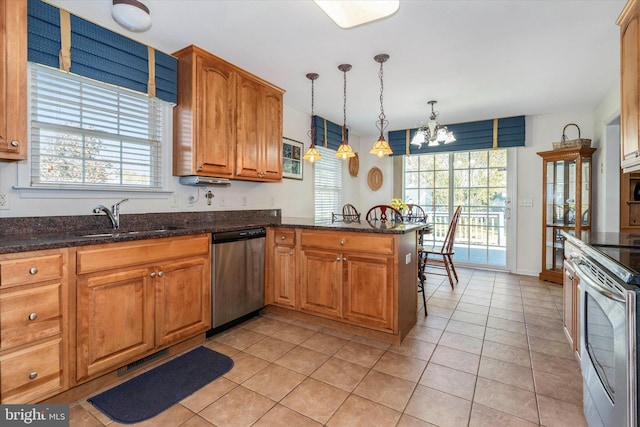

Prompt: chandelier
[410,100,456,148]
[335,63,356,160]
[370,54,393,158]
[302,73,322,163]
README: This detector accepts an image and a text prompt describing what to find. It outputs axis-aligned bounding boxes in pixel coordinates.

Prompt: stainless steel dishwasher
[208,227,266,335]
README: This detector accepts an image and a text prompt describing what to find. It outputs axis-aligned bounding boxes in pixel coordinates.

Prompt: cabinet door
[273,245,297,308]
[621,9,640,166]
[155,256,211,346]
[299,249,342,318]
[236,75,263,179]
[195,54,236,176]
[76,267,155,380]
[260,88,283,180]
[0,0,27,160]
[343,253,395,332]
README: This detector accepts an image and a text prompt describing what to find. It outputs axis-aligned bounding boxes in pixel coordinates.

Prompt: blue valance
[312,115,349,151]
[388,116,525,156]
[27,0,177,104]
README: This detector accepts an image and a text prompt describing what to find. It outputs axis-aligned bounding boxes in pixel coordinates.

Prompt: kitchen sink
[79,226,185,238]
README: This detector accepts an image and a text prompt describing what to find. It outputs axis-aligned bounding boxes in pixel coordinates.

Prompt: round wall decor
[349,153,359,177]
[367,167,383,191]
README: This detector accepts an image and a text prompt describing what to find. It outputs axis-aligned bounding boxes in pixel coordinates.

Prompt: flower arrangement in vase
[390,198,408,212]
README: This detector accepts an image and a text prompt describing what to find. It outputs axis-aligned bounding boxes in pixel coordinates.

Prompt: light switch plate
[406,253,411,264]
[519,199,533,207]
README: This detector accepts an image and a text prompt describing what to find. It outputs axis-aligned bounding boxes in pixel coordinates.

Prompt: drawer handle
[29,372,37,380]
[28,312,38,321]
[340,240,344,245]
[150,272,156,278]
[29,267,38,275]
[10,140,19,147]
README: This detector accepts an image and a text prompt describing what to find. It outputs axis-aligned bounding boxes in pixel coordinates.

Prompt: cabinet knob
[157,271,164,277]
[336,257,341,261]
[29,372,38,380]
[339,240,344,245]
[150,272,156,278]
[289,252,293,256]
[28,312,38,321]
[343,257,347,262]
[29,267,38,275]
[281,236,286,240]
[10,140,19,147]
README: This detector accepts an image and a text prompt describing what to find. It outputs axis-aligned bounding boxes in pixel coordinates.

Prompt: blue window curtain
[312,115,349,152]
[388,116,525,156]
[27,0,177,104]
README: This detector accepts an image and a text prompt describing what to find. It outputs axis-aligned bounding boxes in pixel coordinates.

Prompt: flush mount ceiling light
[111,0,152,32]
[303,73,322,163]
[314,0,399,29]
[410,100,456,148]
[370,54,393,158]
[335,64,356,160]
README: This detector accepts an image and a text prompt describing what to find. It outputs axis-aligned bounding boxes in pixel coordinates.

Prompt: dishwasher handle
[212,227,266,244]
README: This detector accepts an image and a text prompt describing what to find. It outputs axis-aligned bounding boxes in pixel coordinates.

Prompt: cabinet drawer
[0,338,62,403]
[0,254,63,287]
[273,228,296,246]
[77,234,210,274]
[0,283,62,350]
[301,230,394,255]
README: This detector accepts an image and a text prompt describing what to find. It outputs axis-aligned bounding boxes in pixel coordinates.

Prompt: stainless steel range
[565,234,640,427]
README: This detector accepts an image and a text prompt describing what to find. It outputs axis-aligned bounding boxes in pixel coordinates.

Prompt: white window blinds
[314,146,342,222]
[29,63,166,190]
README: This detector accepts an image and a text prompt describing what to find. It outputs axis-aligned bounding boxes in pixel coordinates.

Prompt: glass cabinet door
[538,146,595,284]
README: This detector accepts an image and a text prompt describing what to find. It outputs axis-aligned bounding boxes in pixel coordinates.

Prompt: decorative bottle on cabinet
[537,146,596,284]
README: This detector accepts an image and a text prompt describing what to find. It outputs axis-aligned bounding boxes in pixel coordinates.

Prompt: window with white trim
[314,146,342,222]
[28,63,168,190]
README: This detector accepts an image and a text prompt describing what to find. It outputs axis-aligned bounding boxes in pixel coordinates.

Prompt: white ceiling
[47,0,626,137]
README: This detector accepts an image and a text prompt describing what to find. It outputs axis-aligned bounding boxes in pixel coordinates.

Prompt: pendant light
[303,73,322,163]
[410,100,456,148]
[335,64,356,160]
[370,54,393,158]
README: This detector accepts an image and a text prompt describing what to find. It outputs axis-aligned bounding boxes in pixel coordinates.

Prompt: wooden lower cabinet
[76,235,211,382]
[0,248,69,403]
[267,227,416,341]
[563,259,581,359]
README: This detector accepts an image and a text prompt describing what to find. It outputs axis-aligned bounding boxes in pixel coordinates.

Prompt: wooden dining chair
[332,203,361,223]
[365,205,403,227]
[405,204,429,315]
[423,205,462,289]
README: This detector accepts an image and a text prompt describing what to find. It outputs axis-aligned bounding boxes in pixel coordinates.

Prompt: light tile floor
[68,268,588,427]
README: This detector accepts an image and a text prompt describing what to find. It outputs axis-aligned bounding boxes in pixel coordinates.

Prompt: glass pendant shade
[370,136,393,158]
[335,138,356,159]
[410,100,455,148]
[303,145,321,163]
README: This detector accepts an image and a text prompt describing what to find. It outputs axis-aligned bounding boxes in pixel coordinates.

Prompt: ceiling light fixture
[313,0,400,29]
[370,54,393,158]
[111,0,152,32]
[303,73,322,163]
[335,64,356,160]
[410,100,456,148]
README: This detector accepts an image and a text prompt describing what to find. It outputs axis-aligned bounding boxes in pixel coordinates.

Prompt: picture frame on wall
[282,137,303,180]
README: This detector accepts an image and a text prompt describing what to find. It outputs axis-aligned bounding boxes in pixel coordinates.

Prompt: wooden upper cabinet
[173,46,235,177]
[0,0,27,161]
[619,0,640,172]
[173,45,284,181]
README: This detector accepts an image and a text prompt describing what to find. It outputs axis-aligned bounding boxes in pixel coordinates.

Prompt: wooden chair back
[365,205,403,225]
[405,204,427,223]
[441,205,462,254]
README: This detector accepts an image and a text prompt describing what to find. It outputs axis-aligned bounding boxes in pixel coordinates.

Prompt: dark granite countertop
[0,211,426,254]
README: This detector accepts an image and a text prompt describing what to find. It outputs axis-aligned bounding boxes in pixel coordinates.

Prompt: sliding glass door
[404,148,512,268]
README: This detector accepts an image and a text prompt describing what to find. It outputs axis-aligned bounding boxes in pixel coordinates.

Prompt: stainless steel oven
[575,254,637,427]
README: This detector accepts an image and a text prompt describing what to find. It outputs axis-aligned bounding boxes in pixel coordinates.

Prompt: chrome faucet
[93,198,129,229]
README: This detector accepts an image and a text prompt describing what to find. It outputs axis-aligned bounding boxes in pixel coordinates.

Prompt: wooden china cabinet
[537,146,595,284]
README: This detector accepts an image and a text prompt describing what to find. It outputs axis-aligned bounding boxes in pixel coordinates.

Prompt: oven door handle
[575,261,626,303]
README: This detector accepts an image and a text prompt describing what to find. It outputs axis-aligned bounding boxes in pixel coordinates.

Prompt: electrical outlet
[0,193,9,210]
[169,194,179,208]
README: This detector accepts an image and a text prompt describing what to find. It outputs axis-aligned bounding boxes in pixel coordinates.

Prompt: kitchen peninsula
[0,210,423,403]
